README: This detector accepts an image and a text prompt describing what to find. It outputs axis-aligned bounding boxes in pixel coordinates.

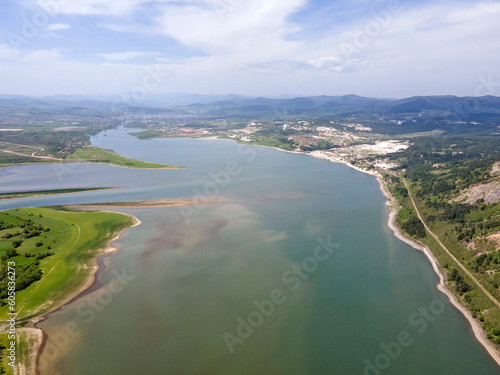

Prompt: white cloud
[0,45,62,63]
[247,57,346,73]
[37,0,148,16]
[35,0,196,16]
[307,57,344,70]
[154,0,306,59]
[0,45,18,60]
[46,23,70,30]
[24,49,63,62]
[3,1,500,97]
[98,51,159,61]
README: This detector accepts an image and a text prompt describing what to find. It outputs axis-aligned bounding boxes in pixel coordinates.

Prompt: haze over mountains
[1,93,500,118]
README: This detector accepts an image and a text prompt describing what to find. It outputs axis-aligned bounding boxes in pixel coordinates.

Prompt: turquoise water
[1,128,498,374]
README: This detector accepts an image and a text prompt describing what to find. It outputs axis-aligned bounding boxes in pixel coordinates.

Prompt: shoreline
[305,149,500,367]
[30,212,142,375]
[253,144,305,155]
[17,139,500,372]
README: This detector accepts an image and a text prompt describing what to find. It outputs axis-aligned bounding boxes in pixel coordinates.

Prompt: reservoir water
[0,127,498,374]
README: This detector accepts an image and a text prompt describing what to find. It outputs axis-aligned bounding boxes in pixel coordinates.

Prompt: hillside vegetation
[386,137,500,346]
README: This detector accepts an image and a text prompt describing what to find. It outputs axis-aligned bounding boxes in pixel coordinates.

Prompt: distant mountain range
[1,93,500,123]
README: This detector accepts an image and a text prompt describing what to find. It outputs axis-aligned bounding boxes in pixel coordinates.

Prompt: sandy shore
[307,149,500,366]
[15,327,43,375]
[28,212,142,375]
[256,144,307,155]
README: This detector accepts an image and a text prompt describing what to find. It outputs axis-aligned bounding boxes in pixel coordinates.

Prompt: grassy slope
[412,194,500,340]
[0,207,135,321]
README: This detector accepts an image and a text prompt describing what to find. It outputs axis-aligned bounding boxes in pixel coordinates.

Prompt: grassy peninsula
[0,129,183,170]
[66,146,182,169]
[0,207,137,374]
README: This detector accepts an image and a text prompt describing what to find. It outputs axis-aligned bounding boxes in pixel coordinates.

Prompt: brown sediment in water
[30,212,141,375]
[33,197,223,374]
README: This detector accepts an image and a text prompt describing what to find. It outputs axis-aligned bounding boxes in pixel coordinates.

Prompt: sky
[0,0,499,98]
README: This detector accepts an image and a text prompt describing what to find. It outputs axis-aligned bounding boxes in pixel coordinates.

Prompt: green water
[1,129,497,374]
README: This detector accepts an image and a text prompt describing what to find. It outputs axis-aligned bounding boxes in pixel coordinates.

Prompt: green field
[0,142,42,155]
[0,207,135,322]
[0,206,136,374]
[67,146,183,169]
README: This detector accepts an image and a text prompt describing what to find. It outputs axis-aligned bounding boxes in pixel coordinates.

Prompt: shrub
[12,240,23,248]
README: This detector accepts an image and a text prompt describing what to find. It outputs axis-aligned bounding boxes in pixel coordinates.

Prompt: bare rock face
[492,162,500,176]
[452,179,500,204]
[451,161,500,204]
[487,232,500,249]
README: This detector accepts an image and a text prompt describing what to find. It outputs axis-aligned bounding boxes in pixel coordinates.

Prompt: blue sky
[0,0,499,98]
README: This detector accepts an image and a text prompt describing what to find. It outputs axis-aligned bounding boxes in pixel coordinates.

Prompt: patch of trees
[1,219,49,240]
[397,208,426,238]
[473,253,497,268]
[0,221,14,230]
[300,141,339,152]
[448,268,472,295]
[394,186,408,198]
[400,215,426,238]
[0,341,5,374]
[0,260,42,301]
[1,248,19,260]
[423,197,500,242]
[438,203,471,222]
[0,215,56,302]
[24,251,54,260]
[388,137,500,167]
[13,262,43,292]
[0,250,54,302]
